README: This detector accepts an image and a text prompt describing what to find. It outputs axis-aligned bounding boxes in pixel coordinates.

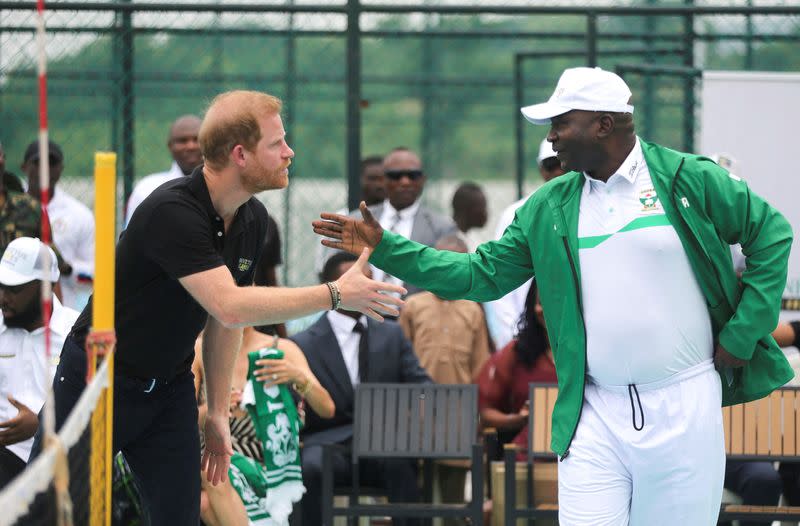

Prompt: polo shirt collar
[187,165,257,235]
[583,136,643,195]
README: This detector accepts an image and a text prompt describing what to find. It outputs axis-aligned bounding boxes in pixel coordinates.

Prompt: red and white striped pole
[35,0,55,439]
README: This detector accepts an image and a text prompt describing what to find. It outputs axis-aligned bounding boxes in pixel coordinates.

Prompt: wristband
[326,281,341,310]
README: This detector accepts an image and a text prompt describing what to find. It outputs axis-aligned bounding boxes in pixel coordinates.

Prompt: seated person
[476,279,556,453]
[194,326,334,526]
[292,252,432,526]
[0,238,78,489]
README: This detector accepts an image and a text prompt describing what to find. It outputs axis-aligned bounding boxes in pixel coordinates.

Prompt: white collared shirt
[0,297,79,462]
[124,162,185,226]
[373,199,422,285]
[578,137,713,386]
[326,310,368,387]
[48,190,95,311]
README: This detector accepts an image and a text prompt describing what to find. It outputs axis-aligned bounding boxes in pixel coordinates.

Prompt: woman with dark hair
[476,279,556,449]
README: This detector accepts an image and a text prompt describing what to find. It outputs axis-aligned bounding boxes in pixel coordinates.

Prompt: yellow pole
[93,152,116,526]
[93,152,116,332]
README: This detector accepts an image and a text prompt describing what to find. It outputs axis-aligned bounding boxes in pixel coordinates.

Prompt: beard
[4,301,42,330]
[241,161,288,194]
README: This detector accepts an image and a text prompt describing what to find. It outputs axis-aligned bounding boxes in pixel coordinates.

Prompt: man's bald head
[167,114,202,174]
[199,91,282,170]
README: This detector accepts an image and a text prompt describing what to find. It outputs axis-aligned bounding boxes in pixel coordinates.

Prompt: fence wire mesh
[0,1,798,289]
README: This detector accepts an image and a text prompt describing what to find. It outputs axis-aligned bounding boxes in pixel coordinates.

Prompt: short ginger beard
[241,161,287,194]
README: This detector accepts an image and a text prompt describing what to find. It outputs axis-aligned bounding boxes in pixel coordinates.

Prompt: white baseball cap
[0,237,60,286]
[537,139,557,164]
[521,67,635,125]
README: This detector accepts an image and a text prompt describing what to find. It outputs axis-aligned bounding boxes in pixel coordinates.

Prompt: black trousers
[0,444,26,490]
[31,337,200,525]
[298,441,422,526]
[721,460,782,526]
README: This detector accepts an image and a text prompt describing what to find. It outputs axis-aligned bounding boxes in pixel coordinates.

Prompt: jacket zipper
[560,236,586,462]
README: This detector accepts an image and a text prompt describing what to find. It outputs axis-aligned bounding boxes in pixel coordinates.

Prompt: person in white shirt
[0,237,79,489]
[22,140,95,311]
[486,139,565,349]
[124,114,203,226]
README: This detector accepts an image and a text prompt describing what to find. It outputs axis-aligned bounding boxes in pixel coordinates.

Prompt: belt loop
[143,379,156,393]
[628,384,645,431]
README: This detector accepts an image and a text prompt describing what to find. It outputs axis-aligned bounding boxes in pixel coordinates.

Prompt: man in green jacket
[313,67,793,525]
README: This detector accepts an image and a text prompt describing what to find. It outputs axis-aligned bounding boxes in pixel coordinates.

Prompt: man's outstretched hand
[313,202,383,255]
[336,248,406,321]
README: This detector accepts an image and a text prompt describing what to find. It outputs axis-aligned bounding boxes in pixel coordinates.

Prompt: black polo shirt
[70,165,267,378]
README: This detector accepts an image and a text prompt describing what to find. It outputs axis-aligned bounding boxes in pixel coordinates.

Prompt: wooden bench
[501,383,559,526]
[719,386,800,522]
[501,384,800,524]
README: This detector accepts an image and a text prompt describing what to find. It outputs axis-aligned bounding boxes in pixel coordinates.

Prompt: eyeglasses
[385,169,424,181]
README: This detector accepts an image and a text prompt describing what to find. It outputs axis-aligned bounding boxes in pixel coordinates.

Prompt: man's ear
[596,113,616,139]
[231,144,246,168]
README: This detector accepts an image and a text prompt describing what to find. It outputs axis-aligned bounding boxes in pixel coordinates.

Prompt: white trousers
[558,360,725,526]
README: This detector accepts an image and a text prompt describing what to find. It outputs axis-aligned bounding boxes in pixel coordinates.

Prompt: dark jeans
[721,460,782,526]
[298,441,422,526]
[0,445,25,490]
[31,337,200,525]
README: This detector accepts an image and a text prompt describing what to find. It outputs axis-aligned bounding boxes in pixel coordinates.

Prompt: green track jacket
[371,140,794,457]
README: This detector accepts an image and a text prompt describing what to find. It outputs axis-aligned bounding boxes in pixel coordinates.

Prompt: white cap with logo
[521,67,634,125]
[0,237,60,286]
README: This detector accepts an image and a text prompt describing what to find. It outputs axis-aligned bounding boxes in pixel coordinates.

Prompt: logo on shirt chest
[237,258,252,272]
[638,187,661,213]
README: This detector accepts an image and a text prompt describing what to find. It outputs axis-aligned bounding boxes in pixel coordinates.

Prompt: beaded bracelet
[326,281,341,310]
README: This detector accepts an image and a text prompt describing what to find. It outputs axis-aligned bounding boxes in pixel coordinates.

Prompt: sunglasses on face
[384,169,424,181]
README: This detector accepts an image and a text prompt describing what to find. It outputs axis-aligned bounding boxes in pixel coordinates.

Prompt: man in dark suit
[292,252,432,526]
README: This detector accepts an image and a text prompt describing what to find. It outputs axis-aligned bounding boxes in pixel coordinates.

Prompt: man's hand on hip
[714,344,748,369]
[313,201,383,254]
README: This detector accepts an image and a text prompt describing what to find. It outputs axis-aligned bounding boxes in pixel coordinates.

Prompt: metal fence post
[284,0,296,285]
[683,0,696,153]
[586,12,597,67]
[346,0,362,211]
[514,53,524,201]
[120,0,134,206]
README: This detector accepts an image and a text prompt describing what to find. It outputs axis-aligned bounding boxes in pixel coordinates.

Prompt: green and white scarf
[237,346,305,526]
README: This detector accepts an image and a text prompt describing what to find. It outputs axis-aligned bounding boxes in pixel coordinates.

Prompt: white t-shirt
[486,194,535,350]
[124,162,185,226]
[49,190,95,311]
[0,298,79,462]
[578,138,713,386]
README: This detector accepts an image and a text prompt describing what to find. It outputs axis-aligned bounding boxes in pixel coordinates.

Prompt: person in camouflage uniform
[0,175,47,255]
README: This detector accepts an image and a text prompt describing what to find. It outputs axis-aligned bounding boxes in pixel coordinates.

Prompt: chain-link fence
[1,0,798,289]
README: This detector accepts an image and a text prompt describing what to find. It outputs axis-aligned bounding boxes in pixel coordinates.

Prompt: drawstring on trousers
[628,384,645,431]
